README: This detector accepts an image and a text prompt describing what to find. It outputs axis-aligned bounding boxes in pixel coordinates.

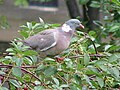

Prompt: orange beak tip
[80,24,85,29]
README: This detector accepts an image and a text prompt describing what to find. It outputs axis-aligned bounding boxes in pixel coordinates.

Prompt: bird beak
[79,23,84,29]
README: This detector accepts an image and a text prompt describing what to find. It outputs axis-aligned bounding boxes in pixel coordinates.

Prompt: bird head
[65,19,84,30]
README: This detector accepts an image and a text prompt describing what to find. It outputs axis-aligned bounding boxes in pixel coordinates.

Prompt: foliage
[14,0,56,6]
[0,0,120,89]
[79,0,120,45]
[0,16,9,29]
[14,0,28,6]
[0,17,120,89]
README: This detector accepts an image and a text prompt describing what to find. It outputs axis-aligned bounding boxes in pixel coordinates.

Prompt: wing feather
[24,29,57,51]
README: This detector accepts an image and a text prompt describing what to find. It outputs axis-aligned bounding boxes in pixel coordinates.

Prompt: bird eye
[75,23,79,25]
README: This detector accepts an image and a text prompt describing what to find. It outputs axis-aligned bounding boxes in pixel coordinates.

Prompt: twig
[69,54,106,59]
[21,68,42,82]
[23,81,33,90]
[0,52,9,57]
[21,68,50,88]
[0,64,37,68]
[88,37,98,54]
[0,75,33,90]
[56,73,67,83]
[0,68,12,87]
[0,64,50,88]
[84,33,98,54]
[56,73,70,89]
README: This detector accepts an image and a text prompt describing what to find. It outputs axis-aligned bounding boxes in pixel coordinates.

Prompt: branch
[56,73,67,83]
[0,64,48,87]
[21,68,50,88]
[0,75,33,90]
[69,54,106,59]
[0,64,37,68]
[0,68,12,87]
[21,68,41,82]
[88,37,98,54]
[78,33,98,54]
[85,33,98,54]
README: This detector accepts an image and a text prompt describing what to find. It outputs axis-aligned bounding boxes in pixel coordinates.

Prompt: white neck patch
[62,24,72,32]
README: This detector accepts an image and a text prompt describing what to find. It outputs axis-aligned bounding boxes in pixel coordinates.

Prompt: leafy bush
[0,0,120,89]
[0,17,120,90]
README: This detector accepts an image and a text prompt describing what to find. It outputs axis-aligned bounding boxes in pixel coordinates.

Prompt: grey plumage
[23,19,84,58]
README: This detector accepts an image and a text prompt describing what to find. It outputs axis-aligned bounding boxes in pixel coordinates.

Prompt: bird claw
[54,56,65,62]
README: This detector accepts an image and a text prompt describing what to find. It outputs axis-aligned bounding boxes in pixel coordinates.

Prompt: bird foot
[54,56,65,62]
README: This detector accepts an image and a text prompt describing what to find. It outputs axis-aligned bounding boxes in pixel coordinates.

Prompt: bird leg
[54,56,65,63]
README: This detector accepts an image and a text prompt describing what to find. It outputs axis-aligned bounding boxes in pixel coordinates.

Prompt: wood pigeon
[23,19,84,58]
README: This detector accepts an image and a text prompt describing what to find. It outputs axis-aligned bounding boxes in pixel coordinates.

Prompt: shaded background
[0,0,73,53]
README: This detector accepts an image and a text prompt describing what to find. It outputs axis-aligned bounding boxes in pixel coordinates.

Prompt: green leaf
[77,63,84,70]
[0,71,5,75]
[51,23,61,27]
[95,60,109,72]
[89,43,100,49]
[84,53,90,65]
[44,66,57,76]
[104,45,112,51]
[14,0,28,6]
[87,65,99,74]
[95,60,108,65]
[108,67,119,78]
[32,23,41,30]
[34,86,44,90]
[74,74,81,84]
[116,29,120,37]
[64,58,73,68]
[27,22,32,29]
[108,45,120,51]
[6,48,14,52]
[84,75,93,86]
[76,31,84,35]
[5,56,12,59]
[0,16,9,29]
[115,53,120,58]
[12,67,22,77]
[0,87,8,90]
[79,0,89,4]
[19,30,29,38]
[0,0,4,4]
[36,64,46,71]
[34,81,41,85]
[70,85,78,90]
[90,1,100,8]
[108,54,118,62]
[12,57,23,66]
[23,57,33,65]
[44,57,55,61]
[23,74,31,82]
[71,37,79,43]
[88,31,96,36]
[96,77,104,88]
[109,25,120,32]
[52,77,59,86]
[23,50,38,56]
[113,67,119,78]
[28,56,38,63]
[111,0,120,6]
[9,79,21,88]
[60,84,69,88]
[93,20,103,27]
[11,41,19,49]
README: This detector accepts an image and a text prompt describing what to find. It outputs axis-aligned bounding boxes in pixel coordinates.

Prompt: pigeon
[23,19,84,58]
